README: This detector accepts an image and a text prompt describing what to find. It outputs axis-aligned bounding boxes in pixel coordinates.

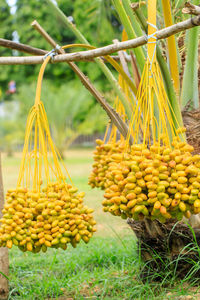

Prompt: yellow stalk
[161,0,180,95]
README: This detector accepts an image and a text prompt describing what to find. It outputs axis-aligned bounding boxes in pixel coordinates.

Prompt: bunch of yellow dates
[89,139,126,190]
[91,138,200,223]
[0,182,96,252]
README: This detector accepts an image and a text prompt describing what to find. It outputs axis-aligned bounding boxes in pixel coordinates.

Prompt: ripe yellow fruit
[6,240,13,249]
[127,200,137,209]
[92,138,200,223]
[0,181,96,253]
[179,202,186,212]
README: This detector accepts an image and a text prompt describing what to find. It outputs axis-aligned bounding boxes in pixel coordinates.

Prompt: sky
[6,0,17,14]
[7,0,16,4]
[7,0,57,3]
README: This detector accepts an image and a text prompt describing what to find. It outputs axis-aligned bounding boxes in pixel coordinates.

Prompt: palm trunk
[0,154,9,299]
[128,218,200,280]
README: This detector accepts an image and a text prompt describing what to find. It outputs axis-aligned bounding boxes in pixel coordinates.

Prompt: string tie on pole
[146,22,157,77]
[43,44,61,62]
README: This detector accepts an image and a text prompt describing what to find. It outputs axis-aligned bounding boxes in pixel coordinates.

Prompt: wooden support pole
[0,38,129,63]
[0,38,46,55]
[31,21,132,143]
[1,15,200,65]
[113,39,131,78]
[0,155,9,300]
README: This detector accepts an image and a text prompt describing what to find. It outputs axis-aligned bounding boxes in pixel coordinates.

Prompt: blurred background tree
[14,80,108,158]
[0,0,119,155]
[0,101,23,156]
[0,0,13,92]
[1,0,122,90]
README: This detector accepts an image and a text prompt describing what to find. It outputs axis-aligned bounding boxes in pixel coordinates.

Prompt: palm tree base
[127,218,200,281]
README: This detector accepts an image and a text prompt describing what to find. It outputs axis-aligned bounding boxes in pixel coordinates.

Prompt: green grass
[2,150,200,299]
[9,237,138,300]
[8,237,200,300]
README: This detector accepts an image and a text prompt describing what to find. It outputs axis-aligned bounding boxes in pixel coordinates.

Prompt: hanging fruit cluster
[89,139,126,190]
[89,0,199,224]
[101,137,200,223]
[0,183,96,252]
[0,56,96,252]
[89,72,133,190]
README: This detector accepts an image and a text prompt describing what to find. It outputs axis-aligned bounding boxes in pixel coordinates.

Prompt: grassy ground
[2,149,200,299]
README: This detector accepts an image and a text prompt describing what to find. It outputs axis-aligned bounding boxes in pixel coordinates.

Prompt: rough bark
[128,218,200,280]
[182,103,200,154]
[0,155,9,300]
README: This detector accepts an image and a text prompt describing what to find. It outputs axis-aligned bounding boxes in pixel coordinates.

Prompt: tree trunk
[0,154,9,300]
[128,218,200,280]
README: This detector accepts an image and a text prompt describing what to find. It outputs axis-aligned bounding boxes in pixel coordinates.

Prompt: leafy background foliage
[0,0,120,153]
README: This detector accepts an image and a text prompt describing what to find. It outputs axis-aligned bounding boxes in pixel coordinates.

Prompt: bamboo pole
[1,14,200,66]
[113,39,131,78]
[0,38,130,62]
[0,38,46,55]
[0,155,9,300]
